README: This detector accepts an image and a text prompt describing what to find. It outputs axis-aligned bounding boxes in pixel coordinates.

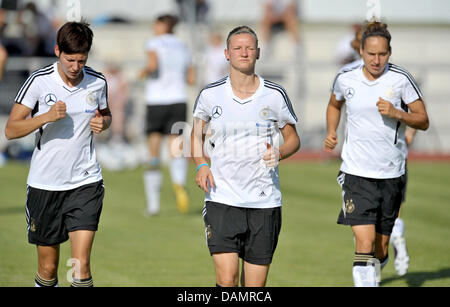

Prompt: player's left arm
[279,123,301,161]
[376,97,429,130]
[90,107,112,134]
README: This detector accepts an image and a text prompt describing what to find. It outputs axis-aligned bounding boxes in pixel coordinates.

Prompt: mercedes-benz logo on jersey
[44,93,57,106]
[212,106,222,119]
[344,88,355,100]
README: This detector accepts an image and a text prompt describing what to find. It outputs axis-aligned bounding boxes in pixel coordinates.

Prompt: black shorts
[145,103,187,135]
[203,201,282,265]
[337,171,405,235]
[26,180,105,246]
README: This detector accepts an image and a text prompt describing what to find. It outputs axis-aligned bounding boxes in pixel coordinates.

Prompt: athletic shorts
[336,171,405,235]
[202,201,282,265]
[26,180,105,246]
[145,103,186,135]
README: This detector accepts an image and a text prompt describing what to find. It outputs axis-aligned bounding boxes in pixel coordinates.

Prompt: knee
[71,257,91,277]
[216,275,239,287]
[38,261,58,279]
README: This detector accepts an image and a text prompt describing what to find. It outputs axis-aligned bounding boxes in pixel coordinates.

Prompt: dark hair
[361,21,391,52]
[226,25,258,49]
[156,14,179,33]
[56,21,93,54]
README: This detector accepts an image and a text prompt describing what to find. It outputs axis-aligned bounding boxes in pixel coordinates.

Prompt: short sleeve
[14,77,41,110]
[333,74,344,101]
[99,81,108,110]
[402,75,422,105]
[193,91,211,123]
[278,92,298,129]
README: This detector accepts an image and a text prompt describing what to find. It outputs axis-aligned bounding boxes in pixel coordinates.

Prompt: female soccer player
[191,25,300,287]
[5,21,111,287]
[324,21,429,286]
[140,14,196,215]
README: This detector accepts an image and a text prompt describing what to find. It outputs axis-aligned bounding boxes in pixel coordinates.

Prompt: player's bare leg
[242,261,270,287]
[168,134,189,214]
[144,132,163,215]
[36,245,59,286]
[213,253,240,287]
[69,230,95,286]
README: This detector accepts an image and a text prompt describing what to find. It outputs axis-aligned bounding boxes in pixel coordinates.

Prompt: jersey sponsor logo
[344,87,355,100]
[44,93,58,106]
[212,106,222,119]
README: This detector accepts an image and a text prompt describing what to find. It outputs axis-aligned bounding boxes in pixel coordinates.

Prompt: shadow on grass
[381,268,450,287]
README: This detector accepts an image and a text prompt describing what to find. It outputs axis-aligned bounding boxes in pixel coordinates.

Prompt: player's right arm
[324,93,345,152]
[5,101,66,140]
[191,117,214,193]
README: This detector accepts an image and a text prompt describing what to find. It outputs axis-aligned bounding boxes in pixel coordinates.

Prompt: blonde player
[191,26,300,287]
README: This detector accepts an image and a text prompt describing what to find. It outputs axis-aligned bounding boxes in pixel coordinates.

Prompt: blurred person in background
[176,0,209,24]
[259,0,301,58]
[389,126,416,277]
[202,31,228,85]
[191,25,300,287]
[18,2,56,56]
[0,41,7,80]
[0,41,7,166]
[104,63,130,145]
[335,23,362,66]
[139,14,196,215]
[324,21,429,287]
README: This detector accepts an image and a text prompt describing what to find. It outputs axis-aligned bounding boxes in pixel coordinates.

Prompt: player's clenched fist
[47,101,66,122]
[324,131,338,152]
[90,110,105,134]
[376,97,398,119]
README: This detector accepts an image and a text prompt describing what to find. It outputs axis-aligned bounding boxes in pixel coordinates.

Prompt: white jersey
[193,76,298,208]
[144,34,192,105]
[15,62,108,191]
[333,63,422,179]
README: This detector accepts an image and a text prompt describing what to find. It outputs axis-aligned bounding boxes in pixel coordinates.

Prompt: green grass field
[1,159,449,287]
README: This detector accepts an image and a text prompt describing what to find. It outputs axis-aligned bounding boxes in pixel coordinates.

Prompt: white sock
[391,217,405,238]
[143,170,162,214]
[169,157,188,186]
[353,265,377,287]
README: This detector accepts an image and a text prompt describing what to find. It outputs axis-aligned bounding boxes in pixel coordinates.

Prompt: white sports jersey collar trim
[52,62,86,91]
[359,64,389,86]
[225,75,265,104]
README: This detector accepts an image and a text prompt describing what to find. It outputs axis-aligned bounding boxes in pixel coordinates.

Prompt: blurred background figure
[176,0,210,24]
[0,41,7,80]
[335,23,362,66]
[337,24,363,73]
[140,14,196,216]
[94,62,140,172]
[259,0,301,58]
[104,63,130,145]
[0,41,7,166]
[17,2,56,57]
[201,31,228,85]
